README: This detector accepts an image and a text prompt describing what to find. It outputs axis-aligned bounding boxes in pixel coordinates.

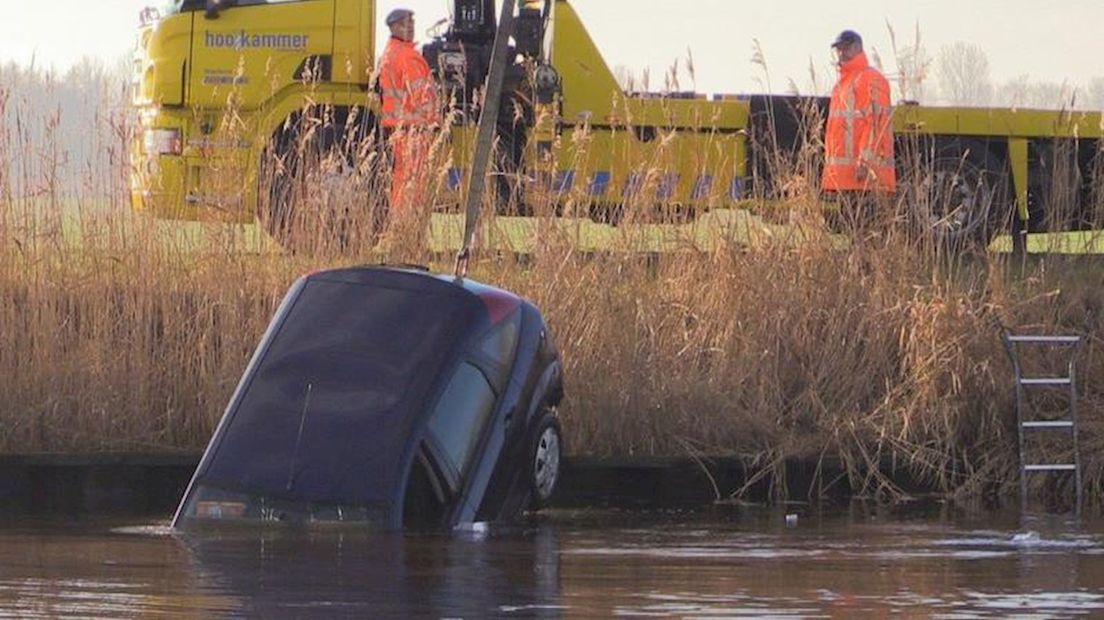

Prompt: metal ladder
[1003,334,1083,513]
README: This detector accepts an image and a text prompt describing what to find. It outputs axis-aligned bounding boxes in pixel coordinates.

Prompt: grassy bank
[2,78,1102,506]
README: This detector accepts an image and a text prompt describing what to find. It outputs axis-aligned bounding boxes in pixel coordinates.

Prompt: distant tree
[1087,77,1104,111]
[612,64,635,92]
[0,56,129,196]
[995,76,1075,110]
[885,22,931,103]
[892,46,932,103]
[935,42,993,107]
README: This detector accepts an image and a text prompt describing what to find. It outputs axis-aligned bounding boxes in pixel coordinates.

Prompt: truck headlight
[143,128,182,156]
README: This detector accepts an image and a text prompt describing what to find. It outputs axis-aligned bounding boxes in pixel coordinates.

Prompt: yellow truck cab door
[189,0,336,110]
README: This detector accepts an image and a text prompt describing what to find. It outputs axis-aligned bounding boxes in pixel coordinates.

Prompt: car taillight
[143,128,182,155]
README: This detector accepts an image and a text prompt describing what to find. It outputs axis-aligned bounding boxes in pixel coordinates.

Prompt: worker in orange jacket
[822,30,896,231]
[379,8,440,250]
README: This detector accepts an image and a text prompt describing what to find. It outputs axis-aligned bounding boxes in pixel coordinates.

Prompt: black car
[172,266,564,530]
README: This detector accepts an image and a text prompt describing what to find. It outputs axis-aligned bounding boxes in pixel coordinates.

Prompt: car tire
[528,411,562,510]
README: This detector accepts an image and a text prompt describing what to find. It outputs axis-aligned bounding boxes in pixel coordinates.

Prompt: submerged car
[173,266,564,530]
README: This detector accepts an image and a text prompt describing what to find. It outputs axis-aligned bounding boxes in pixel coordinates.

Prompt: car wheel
[529,413,562,510]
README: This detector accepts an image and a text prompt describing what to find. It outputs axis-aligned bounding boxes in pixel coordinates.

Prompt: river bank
[0,453,947,516]
[4,243,1102,504]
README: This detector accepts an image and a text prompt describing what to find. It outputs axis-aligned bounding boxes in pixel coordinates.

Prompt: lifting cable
[454,0,518,278]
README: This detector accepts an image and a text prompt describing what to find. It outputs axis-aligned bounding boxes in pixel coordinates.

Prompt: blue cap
[831,30,862,48]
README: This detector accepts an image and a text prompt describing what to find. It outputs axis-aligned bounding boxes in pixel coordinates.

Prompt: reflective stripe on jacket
[822,52,896,192]
[379,37,440,129]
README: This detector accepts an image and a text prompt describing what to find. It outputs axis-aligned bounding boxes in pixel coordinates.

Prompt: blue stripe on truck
[589,171,611,196]
[692,175,713,200]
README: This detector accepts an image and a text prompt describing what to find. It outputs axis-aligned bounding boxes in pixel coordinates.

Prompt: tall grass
[1,67,1102,507]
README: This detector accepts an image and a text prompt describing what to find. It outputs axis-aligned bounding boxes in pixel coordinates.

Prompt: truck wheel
[259,119,337,253]
[258,107,381,254]
[528,411,562,510]
[258,143,299,248]
[905,139,1011,250]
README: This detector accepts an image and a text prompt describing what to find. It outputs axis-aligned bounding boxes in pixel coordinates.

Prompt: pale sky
[2,0,1101,99]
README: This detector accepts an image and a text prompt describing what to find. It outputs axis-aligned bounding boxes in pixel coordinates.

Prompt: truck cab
[131,0,375,220]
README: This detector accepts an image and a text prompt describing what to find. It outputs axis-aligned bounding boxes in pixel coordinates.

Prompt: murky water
[2,505,1103,618]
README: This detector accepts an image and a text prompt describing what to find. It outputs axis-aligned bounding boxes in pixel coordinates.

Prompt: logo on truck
[204,31,310,51]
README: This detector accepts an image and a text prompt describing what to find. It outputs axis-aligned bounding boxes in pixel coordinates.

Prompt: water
[2,505,1103,618]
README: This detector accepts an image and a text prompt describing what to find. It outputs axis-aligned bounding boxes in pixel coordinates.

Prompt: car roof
[312,265,524,327]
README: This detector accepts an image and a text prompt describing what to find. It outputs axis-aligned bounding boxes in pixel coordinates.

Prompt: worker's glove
[855,164,874,182]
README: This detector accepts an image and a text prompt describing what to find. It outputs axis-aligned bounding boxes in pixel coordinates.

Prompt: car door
[419,313,521,525]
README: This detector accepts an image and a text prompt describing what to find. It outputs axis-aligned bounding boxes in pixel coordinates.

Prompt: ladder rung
[1019,377,1072,386]
[1022,420,1075,429]
[1006,335,1081,344]
[1024,464,1077,472]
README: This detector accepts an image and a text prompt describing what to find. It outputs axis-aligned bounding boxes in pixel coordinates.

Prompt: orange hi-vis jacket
[379,37,440,128]
[822,52,896,193]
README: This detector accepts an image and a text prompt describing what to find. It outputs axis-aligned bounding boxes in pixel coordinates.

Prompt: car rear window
[199,278,479,509]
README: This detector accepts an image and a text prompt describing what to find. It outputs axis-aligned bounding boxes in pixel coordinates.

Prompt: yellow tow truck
[131,0,1104,252]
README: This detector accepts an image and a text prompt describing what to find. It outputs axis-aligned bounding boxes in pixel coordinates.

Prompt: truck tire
[258,143,301,251]
[903,138,1012,250]
[258,107,382,254]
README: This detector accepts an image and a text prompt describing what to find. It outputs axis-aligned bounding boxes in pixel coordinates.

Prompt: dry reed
[1,67,1102,506]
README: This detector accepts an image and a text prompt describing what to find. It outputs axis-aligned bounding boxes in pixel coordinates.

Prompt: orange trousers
[388,130,434,215]
[383,129,435,256]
